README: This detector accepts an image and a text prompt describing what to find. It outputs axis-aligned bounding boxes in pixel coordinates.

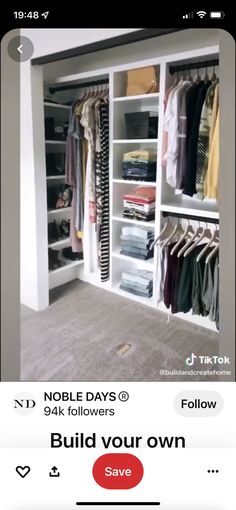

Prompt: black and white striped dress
[99,103,109,282]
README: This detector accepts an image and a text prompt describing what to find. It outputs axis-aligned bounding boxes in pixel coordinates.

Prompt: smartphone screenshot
[1,9,235,509]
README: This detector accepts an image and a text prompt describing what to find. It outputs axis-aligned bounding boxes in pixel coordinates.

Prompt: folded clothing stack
[122,149,157,181]
[120,226,154,260]
[120,269,153,298]
[123,186,156,221]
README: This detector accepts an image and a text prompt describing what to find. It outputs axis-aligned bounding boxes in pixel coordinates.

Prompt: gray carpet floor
[21,280,219,382]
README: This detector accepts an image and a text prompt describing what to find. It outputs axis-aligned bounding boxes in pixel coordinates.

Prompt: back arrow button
[8,36,34,62]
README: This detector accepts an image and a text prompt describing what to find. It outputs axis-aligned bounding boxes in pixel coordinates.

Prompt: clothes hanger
[161,218,184,249]
[150,217,173,250]
[170,219,194,255]
[168,72,183,104]
[101,83,109,96]
[77,86,90,109]
[177,222,204,258]
[210,65,217,82]
[79,85,94,115]
[173,71,179,86]
[177,220,202,258]
[90,84,95,96]
[196,224,219,262]
[183,222,212,257]
[82,85,91,100]
[80,85,88,100]
[204,66,210,83]
[205,242,219,264]
[194,67,201,84]
[93,83,108,101]
[186,68,193,83]
[75,85,92,115]
[100,84,109,102]
[84,85,93,99]
[104,85,109,100]
[172,71,183,89]
[91,84,101,102]
[97,84,104,97]
[91,84,98,98]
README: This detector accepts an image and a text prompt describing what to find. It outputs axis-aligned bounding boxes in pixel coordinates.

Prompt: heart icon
[16,466,31,478]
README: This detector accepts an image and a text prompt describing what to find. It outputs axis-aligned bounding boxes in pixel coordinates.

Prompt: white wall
[22,29,140,58]
[42,29,220,83]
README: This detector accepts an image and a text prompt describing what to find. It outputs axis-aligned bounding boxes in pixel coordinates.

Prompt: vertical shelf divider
[109,71,114,287]
[153,61,167,308]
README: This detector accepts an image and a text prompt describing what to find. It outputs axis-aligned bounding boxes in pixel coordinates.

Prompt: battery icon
[210,11,225,18]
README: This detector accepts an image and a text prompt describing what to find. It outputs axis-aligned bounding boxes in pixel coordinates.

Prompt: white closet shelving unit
[44,102,84,290]
[41,44,219,330]
[110,67,159,311]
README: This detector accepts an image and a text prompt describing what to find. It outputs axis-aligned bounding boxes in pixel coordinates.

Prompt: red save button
[93,453,143,489]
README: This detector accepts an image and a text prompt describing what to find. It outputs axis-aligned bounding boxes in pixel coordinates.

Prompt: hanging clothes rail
[169,58,219,75]
[162,211,219,224]
[49,79,109,94]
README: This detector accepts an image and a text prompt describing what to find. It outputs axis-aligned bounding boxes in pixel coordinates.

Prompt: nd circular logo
[13,392,36,415]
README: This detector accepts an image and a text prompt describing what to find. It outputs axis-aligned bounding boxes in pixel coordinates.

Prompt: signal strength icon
[183,12,194,19]
[197,10,207,18]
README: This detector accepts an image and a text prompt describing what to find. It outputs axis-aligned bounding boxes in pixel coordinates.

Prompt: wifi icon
[197,10,207,18]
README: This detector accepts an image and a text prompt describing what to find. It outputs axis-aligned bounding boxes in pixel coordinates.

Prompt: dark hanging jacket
[183,80,212,196]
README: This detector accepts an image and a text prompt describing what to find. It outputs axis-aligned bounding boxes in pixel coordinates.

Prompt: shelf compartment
[161,179,219,216]
[45,141,67,154]
[113,282,154,307]
[44,102,70,126]
[111,253,154,307]
[112,249,154,271]
[112,182,156,222]
[48,237,70,248]
[113,94,159,140]
[49,258,83,275]
[112,218,155,261]
[49,258,83,290]
[160,204,219,220]
[112,141,157,180]
[113,65,160,98]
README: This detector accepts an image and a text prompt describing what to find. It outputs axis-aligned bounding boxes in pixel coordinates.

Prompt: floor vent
[116,343,132,356]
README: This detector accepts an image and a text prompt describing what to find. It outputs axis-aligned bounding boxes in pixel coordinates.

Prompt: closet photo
[18,29,235,382]
[41,47,220,329]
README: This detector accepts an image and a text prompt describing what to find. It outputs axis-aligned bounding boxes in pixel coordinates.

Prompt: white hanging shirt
[163,80,191,189]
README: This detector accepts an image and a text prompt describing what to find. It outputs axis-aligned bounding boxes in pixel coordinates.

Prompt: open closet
[33,42,220,334]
